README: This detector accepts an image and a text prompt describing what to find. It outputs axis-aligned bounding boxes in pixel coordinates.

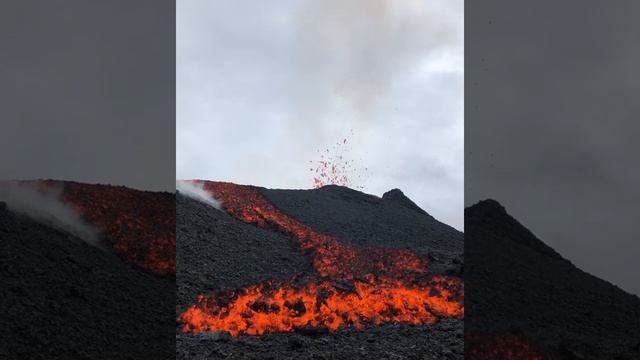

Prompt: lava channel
[178,181,464,336]
[37,180,176,275]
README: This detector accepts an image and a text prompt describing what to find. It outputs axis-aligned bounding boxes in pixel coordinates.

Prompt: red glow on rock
[179,181,463,336]
[39,180,175,275]
[465,332,560,360]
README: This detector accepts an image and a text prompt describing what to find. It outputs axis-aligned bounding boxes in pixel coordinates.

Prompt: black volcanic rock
[177,185,464,360]
[0,206,174,360]
[382,188,428,215]
[176,193,314,312]
[261,185,462,269]
[178,320,464,360]
[465,199,640,359]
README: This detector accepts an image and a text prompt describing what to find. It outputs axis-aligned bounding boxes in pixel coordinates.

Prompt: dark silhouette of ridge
[382,188,429,216]
[466,199,640,359]
[262,185,461,260]
[467,199,563,258]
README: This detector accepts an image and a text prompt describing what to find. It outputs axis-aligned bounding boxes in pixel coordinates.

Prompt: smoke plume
[177,0,464,229]
[0,182,104,249]
[176,180,222,210]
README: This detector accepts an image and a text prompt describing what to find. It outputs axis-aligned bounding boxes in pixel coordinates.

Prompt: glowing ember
[179,180,463,336]
[181,276,462,336]
[465,332,560,360]
[310,132,367,189]
[38,180,175,275]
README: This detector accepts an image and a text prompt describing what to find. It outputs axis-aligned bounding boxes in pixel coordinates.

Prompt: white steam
[0,182,104,249]
[176,181,222,210]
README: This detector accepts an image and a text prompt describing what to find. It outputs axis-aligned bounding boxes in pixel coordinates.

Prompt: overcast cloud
[0,0,175,192]
[466,0,640,295]
[177,0,463,229]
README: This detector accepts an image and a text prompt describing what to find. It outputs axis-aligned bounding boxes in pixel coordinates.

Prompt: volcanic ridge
[465,199,640,360]
[0,180,175,359]
[177,180,464,360]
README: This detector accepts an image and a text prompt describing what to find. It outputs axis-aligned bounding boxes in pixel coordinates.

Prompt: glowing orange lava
[39,180,175,275]
[182,275,462,336]
[197,181,427,279]
[178,181,463,336]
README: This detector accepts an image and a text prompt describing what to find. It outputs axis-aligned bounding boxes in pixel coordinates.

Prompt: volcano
[37,180,175,275]
[465,200,640,360]
[0,180,175,360]
[177,181,464,360]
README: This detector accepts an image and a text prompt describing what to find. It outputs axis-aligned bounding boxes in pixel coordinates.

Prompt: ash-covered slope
[1,180,176,275]
[465,199,640,359]
[262,186,463,276]
[48,180,176,275]
[177,193,315,312]
[177,184,464,360]
[0,203,174,360]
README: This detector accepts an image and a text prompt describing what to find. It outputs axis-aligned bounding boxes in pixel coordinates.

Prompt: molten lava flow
[196,181,427,279]
[38,180,176,275]
[181,275,463,336]
[179,181,463,336]
[465,332,560,360]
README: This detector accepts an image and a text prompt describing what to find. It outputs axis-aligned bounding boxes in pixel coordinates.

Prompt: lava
[36,180,175,275]
[181,275,462,336]
[310,133,367,189]
[196,181,427,279]
[312,158,352,189]
[179,180,463,336]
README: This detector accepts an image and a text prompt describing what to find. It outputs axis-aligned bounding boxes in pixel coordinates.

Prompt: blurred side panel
[0,1,176,359]
[465,1,640,359]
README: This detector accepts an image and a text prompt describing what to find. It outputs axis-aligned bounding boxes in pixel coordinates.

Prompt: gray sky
[0,0,175,192]
[177,0,464,230]
[466,0,640,295]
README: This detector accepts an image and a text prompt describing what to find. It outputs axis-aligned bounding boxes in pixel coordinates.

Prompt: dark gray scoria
[177,185,464,360]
